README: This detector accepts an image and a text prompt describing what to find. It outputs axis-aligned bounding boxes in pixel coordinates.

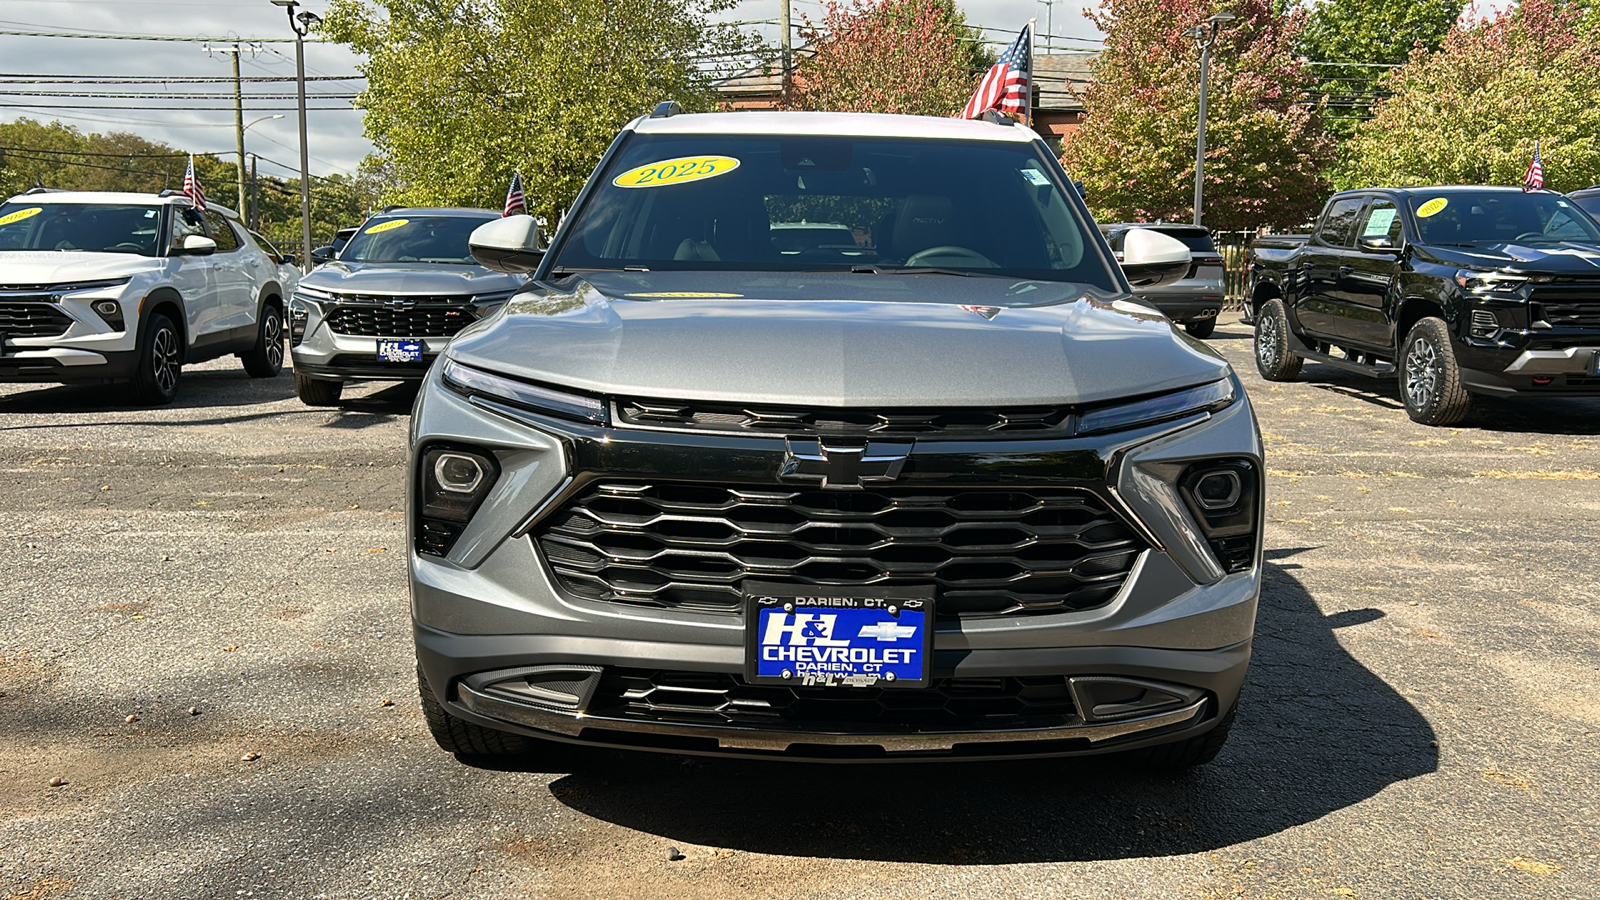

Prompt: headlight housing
[442,360,608,425]
[292,284,333,302]
[416,444,501,557]
[1454,269,1527,293]
[1078,378,1235,436]
[51,277,132,295]
[1177,459,1259,574]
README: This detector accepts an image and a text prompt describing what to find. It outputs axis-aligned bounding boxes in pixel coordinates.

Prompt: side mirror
[180,235,217,256]
[469,214,545,274]
[280,253,298,267]
[1357,234,1399,253]
[1119,228,1191,288]
[309,246,335,265]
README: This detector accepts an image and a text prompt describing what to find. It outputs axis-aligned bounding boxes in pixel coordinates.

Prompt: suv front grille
[1531,286,1600,329]
[532,481,1147,617]
[0,301,75,338]
[324,302,476,337]
[616,399,1071,438]
[595,668,1079,730]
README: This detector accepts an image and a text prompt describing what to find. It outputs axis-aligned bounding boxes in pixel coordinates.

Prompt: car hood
[299,261,525,296]
[0,251,159,284]
[446,271,1232,407]
[1420,241,1600,275]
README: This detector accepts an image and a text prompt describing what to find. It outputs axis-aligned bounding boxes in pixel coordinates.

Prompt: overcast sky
[0,0,1099,179]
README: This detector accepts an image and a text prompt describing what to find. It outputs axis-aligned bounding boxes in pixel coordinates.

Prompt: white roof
[4,190,240,216]
[629,110,1041,144]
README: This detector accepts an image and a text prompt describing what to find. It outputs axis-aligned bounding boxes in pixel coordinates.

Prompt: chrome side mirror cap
[469,215,545,274]
[1119,228,1192,288]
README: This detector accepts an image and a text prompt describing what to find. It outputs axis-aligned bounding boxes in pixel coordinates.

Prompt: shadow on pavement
[1290,364,1600,434]
[485,547,1437,864]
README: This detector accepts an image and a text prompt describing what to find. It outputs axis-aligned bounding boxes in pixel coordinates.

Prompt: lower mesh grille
[532,481,1147,617]
[0,301,75,337]
[595,668,1079,730]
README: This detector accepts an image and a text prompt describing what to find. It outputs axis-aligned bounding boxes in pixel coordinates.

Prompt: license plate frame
[377,339,423,363]
[744,580,933,689]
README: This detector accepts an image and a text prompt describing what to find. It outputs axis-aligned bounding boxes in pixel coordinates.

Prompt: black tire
[418,665,535,757]
[1253,299,1303,382]
[1184,317,1217,339]
[294,372,343,406]
[1399,317,1472,426]
[129,312,182,405]
[241,302,285,378]
[1122,702,1237,771]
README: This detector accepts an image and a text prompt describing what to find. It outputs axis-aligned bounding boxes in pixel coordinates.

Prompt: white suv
[0,190,290,404]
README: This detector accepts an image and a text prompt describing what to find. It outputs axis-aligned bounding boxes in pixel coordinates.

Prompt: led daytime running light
[1454,269,1527,293]
[1078,378,1235,435]
[443,360,607,425]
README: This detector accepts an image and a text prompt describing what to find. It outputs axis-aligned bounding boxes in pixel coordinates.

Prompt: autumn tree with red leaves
[1060,0,1333,230]
[783,0,991,117]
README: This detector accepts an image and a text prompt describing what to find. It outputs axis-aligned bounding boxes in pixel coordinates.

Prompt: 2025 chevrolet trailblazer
[409,106,1265,767]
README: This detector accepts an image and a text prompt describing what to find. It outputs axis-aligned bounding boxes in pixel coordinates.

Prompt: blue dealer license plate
[744,581,933,689]
[377,339,422,363]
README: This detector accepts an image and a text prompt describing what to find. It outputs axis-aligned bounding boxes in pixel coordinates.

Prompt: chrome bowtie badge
[779,439,912,490]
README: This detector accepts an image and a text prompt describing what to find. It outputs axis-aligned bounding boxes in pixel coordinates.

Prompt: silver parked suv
[0,190,288,403]
[410,109,1263,766]
[288,208,525,405]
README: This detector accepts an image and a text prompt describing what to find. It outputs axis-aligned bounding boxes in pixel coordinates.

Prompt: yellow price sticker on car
[365,219,409,234]
[612,156,740,189]
[1416,198,1448,218]
[0,207,43,226]
[625,292,744,298]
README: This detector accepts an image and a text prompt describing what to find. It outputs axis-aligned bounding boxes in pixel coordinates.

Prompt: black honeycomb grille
[0,301,74,337]
[595,668,1079,730]
[324,303,476,337]
[533,482,1147,617]
[617,399,1071,438]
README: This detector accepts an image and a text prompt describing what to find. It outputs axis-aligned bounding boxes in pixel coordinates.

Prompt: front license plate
[377,339,422,363]
[744,581,933,689]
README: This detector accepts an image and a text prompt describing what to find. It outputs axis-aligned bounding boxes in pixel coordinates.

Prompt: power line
[0,90,359,100]
[0,102,357,112]
[0,23,316,43]
[0,74,362,84]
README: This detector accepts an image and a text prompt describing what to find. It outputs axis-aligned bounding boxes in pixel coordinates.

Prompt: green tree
[322,0,757,221]
[1292,0,1466,134]
[1060,0,1333,230]
[1337,0,1600,191]
[782,0,992,115]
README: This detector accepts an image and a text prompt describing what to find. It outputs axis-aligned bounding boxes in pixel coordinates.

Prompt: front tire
[294,372,342,406]
[1184,317,1216,339]
[1253,299,1303,382]
[130,312,182,405]
[418,665,537,757]
[1399,317,1472,426]
[1122,702,1237,771]
[241,303,284,378]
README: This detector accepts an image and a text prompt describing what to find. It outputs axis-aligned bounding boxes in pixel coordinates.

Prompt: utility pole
[203,41,259,214]
[249,153,259,230]
[779,0,792,91]
[272,0,319,271]
[1037,0,1054,53]
[1183,13,1236,227]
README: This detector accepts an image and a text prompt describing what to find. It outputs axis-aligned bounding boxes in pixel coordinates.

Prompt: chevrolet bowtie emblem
[779,439,912,490]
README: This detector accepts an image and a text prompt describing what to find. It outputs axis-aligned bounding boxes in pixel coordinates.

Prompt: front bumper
[408,364,1264,759]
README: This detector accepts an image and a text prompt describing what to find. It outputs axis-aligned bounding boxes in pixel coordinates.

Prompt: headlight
[50,277,132,295]
[1177,459,1259,574]
[442,360,608,425]
[293,284,333,302]
[1078,378,1235,436]
[90,299,125,331]
[416,444,501,557]
[1454,269,1527,293]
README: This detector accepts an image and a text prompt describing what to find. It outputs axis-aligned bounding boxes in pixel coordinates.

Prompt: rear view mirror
[180,235,217,256]
[469,215,545,274]
[1119,228,1191,288]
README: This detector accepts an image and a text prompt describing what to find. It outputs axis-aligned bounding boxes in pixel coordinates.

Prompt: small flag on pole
[1522,142,1544,192]
[183,155,207,211]
[503,171,526,217]
[961,23,1032,120]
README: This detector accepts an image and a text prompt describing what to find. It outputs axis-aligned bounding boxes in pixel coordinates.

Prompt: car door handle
[1338,265,1352,278]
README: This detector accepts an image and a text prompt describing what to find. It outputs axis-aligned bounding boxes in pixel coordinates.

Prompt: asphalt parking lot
[2,313,1597,899]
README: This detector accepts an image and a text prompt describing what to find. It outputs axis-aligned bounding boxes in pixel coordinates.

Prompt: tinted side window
[202,211,241,252]
[1316,198,1365,247]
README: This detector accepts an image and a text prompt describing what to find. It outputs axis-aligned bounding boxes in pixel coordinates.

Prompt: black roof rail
[649,100,683,118]
[380,205,400,213]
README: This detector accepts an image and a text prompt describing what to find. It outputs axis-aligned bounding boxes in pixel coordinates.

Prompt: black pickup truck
[1244,186,1600,424]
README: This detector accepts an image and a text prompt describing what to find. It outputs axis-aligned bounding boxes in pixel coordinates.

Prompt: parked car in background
[287,208,526,406]
[1246,186,1600,425]
[1567,185,1600,220]
[1100,223,1226,337]
[0,189,288,403]
[409,108,1263,770]
[308,225,360,266]
[250,230,300,295]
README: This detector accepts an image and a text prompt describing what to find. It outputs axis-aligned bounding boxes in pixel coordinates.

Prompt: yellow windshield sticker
[1416,198,1448,218]
[625,292,744,298]
[365,219,408,234]
[613,156,740,189]
[0,207,43,226]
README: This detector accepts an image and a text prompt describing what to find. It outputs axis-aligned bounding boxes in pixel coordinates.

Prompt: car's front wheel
[1184,317,1216,339]
[1399,317,1472,426]
[294,372,342,406]
[418,665,539,758]
[1120,702,1237,772]
[129,312,182,405]
[1253,299,1303,382]
[241,303,284,378]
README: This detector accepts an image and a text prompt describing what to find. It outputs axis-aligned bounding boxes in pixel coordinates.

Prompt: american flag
[503,171,526,217]
[1522,142,1544,192]
[961,23,1031,120]
[183,154,207,211]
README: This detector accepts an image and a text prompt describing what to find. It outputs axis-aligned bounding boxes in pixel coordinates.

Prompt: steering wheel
[1512,232,1549,242]
[107,242,145,252]
[903,245,996,268]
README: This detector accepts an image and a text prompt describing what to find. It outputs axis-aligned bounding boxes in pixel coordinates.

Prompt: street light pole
[241,114,282,230]
[272,0,319,271]
[1184,13,1236,227]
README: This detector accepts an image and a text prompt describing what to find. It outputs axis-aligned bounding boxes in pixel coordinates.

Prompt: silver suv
[288,208,526,405]
[0,190,288,403]
[411,110,1263,767]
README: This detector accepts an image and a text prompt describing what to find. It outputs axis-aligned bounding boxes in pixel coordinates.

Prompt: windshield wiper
[849,264,980,277]
[547,266,640,277]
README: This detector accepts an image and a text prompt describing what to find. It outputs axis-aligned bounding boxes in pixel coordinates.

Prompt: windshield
[338,215,488,264]
[550,133,1117,290]
[1410,192,1600,245]
[1569,193,1600,220]
[0,202,162,255]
